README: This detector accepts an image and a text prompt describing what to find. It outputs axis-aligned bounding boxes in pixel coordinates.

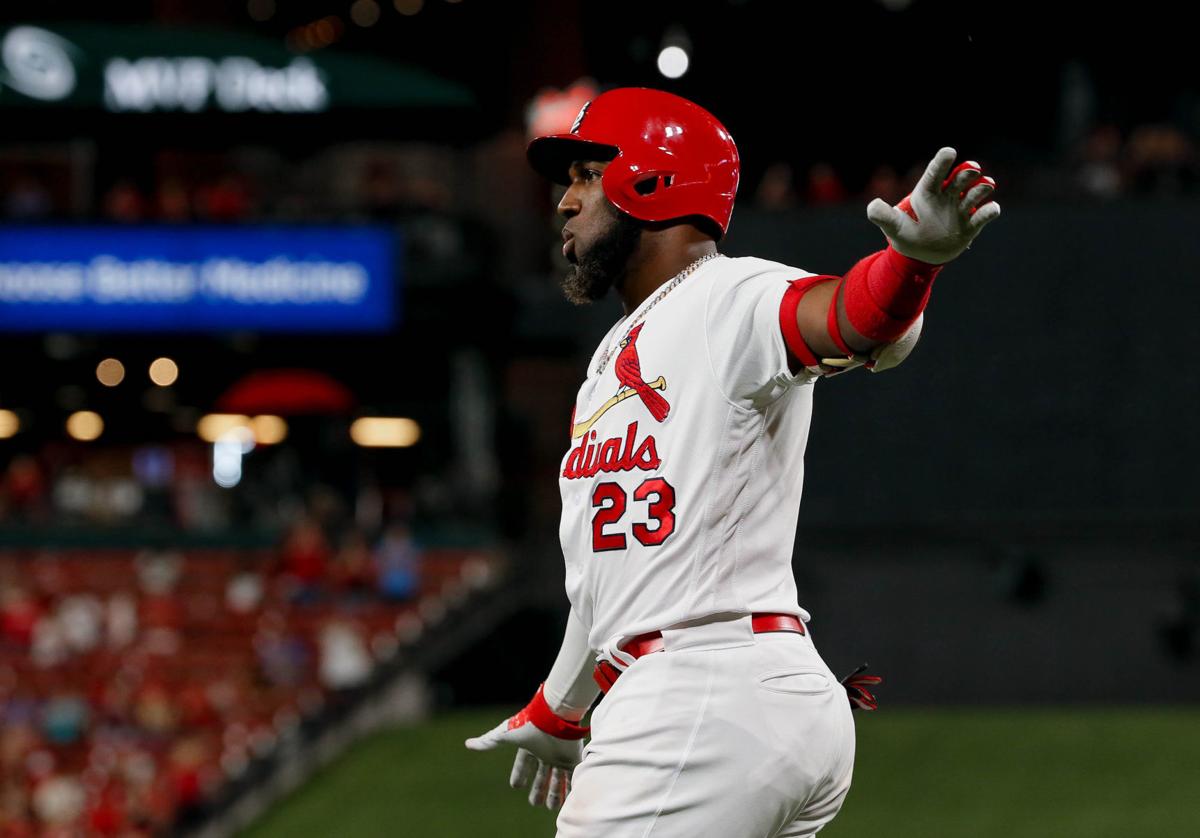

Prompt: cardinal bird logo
[615,324,669,421]
[571,323,670,439]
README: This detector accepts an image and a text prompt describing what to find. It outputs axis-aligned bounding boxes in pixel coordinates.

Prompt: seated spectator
[1074,124,1123,199]
[134,550,182,597]
[0,716,40,777]
[85,781,128,837]
[124,751,176,834]
[317,618,371,693]
[332,529,376,604]
[176,684,217,729]
[373,523,421,602]
[101,179,147,223]
[863,164,905,206]
[195,173,253,221]
[154,176,193,222]
[754,162,798,210]
[132,682,177,736]
[40,694,89,746]
[3,455,48,522]
[167,735,213,827]
[30,609,69,669]
[804,162,848,205]
[105,593,139,650]
[225,570,264,615]
[253,611,309,689]
[1,585,42,650]
[277,518,332,605]
[203,675,248,727]
[94,665,138,726]
[56,594,103,655]
[31,773,86,830]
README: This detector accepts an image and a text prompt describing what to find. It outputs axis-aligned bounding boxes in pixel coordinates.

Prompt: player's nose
[557,184,582,218]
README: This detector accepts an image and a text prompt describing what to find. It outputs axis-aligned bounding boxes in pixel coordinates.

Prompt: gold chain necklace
[593,251,720,378]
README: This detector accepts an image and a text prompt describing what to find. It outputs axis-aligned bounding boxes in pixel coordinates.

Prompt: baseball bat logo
[570,100,591,134]
[571,323,669,439]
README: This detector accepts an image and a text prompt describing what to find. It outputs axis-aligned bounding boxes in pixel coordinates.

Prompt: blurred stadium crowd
[753,123,1199,209]
[2,121,1198,228]
[0,524,500,835]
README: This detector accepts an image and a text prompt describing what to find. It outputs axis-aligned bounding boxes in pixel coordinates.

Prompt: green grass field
[243,708,1200,837]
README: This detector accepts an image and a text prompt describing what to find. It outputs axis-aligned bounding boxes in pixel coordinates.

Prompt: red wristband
[509,684,590,740]
[841,246,942,343]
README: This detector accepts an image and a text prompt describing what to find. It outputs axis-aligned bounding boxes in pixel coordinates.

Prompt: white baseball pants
[556,614,856,838]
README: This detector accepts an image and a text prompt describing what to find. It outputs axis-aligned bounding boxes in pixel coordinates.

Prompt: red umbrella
[216,369,357,415]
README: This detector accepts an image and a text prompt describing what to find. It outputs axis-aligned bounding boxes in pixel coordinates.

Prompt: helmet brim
[526,135,619,186]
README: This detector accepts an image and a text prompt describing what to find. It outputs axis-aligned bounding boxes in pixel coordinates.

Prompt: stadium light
[213,426,255,488]
[350,417,421,447]
[657,46,689,79]
[96,358,125,387]
[250,415,288,445]
[198,414,251,443]
[149,357,178,386]
[0,410,19,438]
[657,26,692,80]
[351,0,381,27]
[66,411,103,441]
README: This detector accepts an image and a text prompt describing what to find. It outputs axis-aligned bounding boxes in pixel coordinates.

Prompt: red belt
[593,613,805,695]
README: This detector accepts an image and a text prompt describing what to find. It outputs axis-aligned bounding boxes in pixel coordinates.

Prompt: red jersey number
[590,478,677,552]
[631,478,676,546]
[591,483,627,552]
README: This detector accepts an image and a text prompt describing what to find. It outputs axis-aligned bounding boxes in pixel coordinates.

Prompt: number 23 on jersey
[591,478,676,552]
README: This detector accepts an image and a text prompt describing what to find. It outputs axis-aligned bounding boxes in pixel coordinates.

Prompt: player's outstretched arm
[464,608,598,810]
[787,148,1001,373]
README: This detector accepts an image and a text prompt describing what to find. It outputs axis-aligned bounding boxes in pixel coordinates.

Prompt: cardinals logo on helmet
[571,323,669,439]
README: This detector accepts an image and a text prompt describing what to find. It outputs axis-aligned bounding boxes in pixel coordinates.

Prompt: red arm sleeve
[778,246,942,373]
[839,245,942,345]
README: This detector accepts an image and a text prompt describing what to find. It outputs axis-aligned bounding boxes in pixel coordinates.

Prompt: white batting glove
[464,683,588,810]
[866,147,1001,265]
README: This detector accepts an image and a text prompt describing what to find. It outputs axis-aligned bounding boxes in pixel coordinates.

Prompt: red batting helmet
[527,87,740,238]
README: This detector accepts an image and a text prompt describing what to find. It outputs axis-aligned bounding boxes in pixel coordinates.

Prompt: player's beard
[560,208,642,305]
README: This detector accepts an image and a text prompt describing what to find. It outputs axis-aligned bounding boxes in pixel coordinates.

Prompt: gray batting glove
[866,147,1001,265]
[464,685,587,810]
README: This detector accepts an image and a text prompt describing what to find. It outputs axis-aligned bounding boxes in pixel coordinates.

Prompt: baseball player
[466,87,999,836]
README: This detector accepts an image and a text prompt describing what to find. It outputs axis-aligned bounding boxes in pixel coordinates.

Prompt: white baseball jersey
[558,254,821,651]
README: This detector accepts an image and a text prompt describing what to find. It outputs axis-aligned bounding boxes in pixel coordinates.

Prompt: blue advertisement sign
[0,225,397,332]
